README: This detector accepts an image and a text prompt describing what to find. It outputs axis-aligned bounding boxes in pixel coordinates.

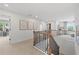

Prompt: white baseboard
[10,37,32,44]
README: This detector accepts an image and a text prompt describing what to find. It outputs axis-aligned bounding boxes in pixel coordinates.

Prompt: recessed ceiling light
[35,16,38,18]
[4,4,8,7]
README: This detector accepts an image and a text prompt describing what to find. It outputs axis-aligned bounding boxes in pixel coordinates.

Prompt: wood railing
[33,23,59,55]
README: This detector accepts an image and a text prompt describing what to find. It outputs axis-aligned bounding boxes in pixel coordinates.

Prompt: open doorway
[0,20,9,36]
[0,18,10,45]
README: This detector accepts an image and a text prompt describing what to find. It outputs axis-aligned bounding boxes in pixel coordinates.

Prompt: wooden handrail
[33,23,59,55]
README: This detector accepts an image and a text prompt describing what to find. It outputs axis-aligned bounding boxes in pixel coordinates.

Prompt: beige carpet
[0,36,45,55]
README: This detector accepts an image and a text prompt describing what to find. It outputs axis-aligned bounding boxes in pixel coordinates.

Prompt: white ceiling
[0,3,78,20]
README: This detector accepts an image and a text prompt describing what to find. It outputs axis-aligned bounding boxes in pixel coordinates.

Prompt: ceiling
[0,3,78,20]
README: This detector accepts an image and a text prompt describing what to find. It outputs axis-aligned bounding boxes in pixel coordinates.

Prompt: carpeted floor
[0,36,45,55]
[35,35,75,55]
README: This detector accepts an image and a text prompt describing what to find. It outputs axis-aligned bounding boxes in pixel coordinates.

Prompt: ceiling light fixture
[35,16,38,18]
[4,4,8,7]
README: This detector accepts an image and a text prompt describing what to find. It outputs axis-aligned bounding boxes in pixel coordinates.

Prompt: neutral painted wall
[74,5,79,54]
[0,9,33,43]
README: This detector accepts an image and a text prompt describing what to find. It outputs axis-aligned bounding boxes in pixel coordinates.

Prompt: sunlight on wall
[39,22,46,31]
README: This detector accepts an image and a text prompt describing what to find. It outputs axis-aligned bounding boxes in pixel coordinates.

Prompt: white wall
[73,4,79,55]
[0,9,33,43]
